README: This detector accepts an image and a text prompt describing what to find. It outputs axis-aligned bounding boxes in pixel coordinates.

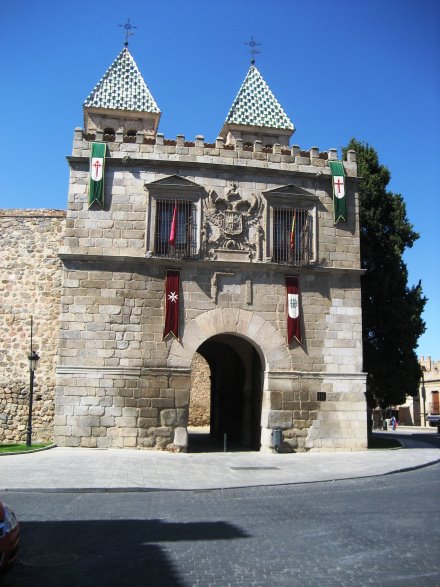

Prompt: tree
[343,139,427,409]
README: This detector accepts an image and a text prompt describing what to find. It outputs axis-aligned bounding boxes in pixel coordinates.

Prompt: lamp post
[421,366,426,428]
[26,317,40,447]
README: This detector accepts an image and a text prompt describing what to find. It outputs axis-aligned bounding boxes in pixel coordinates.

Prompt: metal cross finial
[119,18,138,47]
[245,36,261,65]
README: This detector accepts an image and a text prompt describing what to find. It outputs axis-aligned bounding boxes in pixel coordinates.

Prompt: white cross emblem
[168,291,178,303]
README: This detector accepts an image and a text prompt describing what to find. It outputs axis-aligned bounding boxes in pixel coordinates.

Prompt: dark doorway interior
[189,335,263,452]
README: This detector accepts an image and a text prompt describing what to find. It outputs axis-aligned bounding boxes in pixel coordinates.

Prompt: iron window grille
[154,199,197,258]
[273,207,312,265]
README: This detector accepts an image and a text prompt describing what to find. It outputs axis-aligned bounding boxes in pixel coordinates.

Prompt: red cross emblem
[334,176,345,199]
[93,159,102,179]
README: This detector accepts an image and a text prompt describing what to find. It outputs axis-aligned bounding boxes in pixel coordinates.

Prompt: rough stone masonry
[0,210,65,443]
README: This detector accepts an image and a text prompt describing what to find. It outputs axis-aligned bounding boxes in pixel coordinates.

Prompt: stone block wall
[63,130,360,272]
[54,259,192,449]
[55,124,366,452]
[54,256,366,451]
[266,372,366,452]
[0,210,65,443]
[55,369,190,449]
[188,353,210,426]
[0,132,367,451]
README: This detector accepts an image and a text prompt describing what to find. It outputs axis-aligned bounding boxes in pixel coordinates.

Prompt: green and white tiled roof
[224,65,293,130]
[83,47,160,113]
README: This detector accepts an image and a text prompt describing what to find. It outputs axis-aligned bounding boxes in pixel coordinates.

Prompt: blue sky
[1,0,439,359]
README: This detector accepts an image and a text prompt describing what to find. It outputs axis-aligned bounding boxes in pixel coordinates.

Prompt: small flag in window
[169,201,178,247]
[290,209,297,251]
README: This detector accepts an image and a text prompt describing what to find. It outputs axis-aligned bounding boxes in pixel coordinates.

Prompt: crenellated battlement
[420,356,440,375]
[72,128,357,175]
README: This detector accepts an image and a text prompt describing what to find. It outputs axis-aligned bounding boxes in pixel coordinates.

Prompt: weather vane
[119,18,138,47]
[245,36,261,65]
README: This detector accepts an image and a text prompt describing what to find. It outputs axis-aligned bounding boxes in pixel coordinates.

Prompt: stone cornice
[57,365,142,376]
[56,365,191,376]
[58,251,366,276]
[66,154,361,182]
[268,371,367,380]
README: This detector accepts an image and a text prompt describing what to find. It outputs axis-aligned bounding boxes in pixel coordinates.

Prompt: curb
[1,456,439,494]
[0,444,57,457]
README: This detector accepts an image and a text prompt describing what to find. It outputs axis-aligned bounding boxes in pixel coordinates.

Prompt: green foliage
[344,139,427,408]
[0,443,52,453]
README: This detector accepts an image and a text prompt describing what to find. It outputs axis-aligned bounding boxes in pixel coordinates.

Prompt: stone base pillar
[264,371,367,452]
[55,367,191,450]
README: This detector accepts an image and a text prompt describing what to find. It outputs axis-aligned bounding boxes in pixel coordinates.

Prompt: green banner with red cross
[329,160,346,224]
[89,142,106,208]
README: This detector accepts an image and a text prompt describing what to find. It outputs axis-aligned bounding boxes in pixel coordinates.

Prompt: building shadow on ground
[2,519,249,587]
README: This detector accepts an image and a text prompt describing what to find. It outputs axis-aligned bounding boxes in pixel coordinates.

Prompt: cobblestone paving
[2,464,440,586]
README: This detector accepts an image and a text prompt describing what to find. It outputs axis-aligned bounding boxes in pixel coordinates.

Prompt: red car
[0,500,19,572]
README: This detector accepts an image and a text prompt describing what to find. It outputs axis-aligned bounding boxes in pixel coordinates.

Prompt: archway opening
[188,334,263,452]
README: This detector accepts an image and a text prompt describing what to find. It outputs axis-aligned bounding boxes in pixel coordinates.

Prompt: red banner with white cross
[286,275,302,345]
[163,269,181,340]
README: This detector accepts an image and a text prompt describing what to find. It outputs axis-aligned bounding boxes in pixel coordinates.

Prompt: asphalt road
[1,463,439,586]
[377,428,440,450]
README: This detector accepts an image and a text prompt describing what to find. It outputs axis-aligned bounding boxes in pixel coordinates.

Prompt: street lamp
[26,317,40,447]
[421,366,426,428]
[26,350,40,447]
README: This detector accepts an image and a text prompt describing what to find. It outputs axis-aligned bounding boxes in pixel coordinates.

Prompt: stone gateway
[1,46,367,452]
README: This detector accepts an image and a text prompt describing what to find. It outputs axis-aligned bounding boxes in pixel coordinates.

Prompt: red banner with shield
[286,275,302,345]
[163,269,181,340]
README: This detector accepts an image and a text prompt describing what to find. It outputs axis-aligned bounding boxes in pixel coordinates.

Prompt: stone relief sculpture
[203,184,264,260]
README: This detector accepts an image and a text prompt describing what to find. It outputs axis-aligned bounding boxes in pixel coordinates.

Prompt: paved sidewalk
[1,440,439,492]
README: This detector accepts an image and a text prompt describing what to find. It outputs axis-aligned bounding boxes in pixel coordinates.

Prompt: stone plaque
[220,276,241,294]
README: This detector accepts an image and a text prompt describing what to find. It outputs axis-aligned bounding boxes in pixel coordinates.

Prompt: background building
[420,357,440,425]
[392,357,439,426]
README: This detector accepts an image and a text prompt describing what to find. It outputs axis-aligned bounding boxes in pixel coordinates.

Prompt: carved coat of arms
[202,184,264,260]
[224,209,243,236]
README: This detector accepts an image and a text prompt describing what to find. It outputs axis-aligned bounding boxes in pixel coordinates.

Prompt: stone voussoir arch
[169,308,291,371]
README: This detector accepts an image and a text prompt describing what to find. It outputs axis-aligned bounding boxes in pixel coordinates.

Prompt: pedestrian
[391,415,396,431]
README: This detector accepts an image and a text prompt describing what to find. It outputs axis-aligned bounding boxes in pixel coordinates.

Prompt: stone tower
[54,46,367,452]
[83,47,161,137]
[220,63,294,147]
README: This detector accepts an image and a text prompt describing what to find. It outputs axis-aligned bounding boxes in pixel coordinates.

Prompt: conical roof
[83,47,160,113]
[224,64,293,130]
